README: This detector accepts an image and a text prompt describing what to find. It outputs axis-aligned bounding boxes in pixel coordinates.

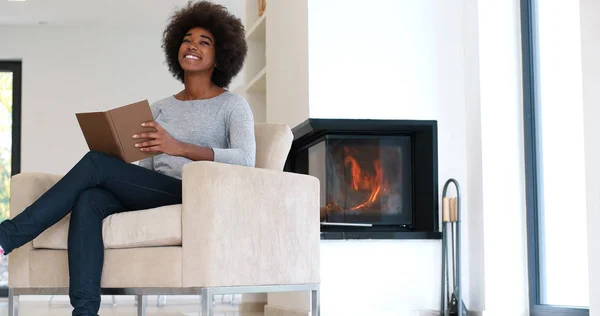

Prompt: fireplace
[285,119,441,240]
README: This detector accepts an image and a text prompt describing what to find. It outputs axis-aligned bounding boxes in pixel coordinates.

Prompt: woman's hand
[132,122,183,156]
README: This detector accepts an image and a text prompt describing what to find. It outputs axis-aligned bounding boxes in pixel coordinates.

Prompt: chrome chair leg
[137,295,147,316]
[201,288,213,316]
[311,289,320,316]
[8,288,19,316]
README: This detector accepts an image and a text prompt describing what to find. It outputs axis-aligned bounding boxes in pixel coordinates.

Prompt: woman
[0,1,254,315]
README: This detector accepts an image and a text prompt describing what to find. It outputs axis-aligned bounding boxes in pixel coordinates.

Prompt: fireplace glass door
[310,135,413,226]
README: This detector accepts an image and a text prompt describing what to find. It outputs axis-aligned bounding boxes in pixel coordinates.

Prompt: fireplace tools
[441,179,467,316]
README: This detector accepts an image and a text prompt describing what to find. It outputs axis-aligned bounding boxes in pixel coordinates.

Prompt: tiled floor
[0,298,263,316]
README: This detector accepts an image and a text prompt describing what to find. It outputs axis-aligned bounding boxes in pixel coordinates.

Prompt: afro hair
[162,1,247,88]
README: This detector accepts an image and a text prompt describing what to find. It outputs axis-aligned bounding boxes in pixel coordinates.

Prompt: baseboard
[264,305,310,316]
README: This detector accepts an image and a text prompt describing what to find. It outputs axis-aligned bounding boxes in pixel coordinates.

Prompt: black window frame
[520,1,589,315]
[0,60,23,298]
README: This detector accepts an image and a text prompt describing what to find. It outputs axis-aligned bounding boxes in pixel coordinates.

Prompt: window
[521,0,589,314]
[0,61,22,297]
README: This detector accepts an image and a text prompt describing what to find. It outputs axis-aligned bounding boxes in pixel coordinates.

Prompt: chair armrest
[9,172,63,287]
[181,161,320,287]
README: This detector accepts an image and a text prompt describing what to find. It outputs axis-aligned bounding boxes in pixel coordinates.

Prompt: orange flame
[343,154,385,211]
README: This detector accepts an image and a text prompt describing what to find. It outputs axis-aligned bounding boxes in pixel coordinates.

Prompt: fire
[342,151,386,211]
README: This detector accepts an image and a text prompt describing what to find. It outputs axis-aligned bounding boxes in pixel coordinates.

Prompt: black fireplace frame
[285,118,442,240]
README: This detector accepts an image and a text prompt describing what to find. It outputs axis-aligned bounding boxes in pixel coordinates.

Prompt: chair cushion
[32,204,182,250]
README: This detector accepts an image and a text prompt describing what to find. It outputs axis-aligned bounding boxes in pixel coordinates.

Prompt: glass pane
[323,136,412,225]
[534,0,589,307]
[0,71,13,287]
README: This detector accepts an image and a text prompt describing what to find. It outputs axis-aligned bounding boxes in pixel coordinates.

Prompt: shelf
[246,11,266,42]
[244,67,266,92]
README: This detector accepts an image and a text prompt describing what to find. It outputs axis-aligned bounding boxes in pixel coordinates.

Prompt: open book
[76,100,158,163]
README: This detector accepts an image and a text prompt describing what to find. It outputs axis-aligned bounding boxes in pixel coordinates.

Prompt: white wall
[320,240,441,315]
[462,0,486,312]
[0,25,181,174]
[0,25,244,175]
[308,0,437,120]
[580,0,600,314]
[304,0,473,314]
[477,0,529,315]
[265,0,309,128]
[302,0,529,314]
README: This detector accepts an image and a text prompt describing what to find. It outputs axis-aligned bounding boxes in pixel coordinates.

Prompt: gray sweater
[138,91,256,179]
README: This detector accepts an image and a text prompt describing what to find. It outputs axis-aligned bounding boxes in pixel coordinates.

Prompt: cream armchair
[7,123,321,316]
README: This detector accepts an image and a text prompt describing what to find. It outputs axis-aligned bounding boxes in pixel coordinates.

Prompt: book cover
[76,100,158,163]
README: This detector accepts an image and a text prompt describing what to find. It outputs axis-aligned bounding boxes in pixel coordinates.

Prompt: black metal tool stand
[441,178,467,316]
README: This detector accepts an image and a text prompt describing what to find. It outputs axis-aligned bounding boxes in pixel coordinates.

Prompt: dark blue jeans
[0,151,182,316]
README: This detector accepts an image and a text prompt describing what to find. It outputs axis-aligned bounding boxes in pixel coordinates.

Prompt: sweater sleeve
[212,99,256,167]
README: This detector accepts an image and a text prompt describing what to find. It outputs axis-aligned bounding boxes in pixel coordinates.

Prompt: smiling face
[178,27,216,75]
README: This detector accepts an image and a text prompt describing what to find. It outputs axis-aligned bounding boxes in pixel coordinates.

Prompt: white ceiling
[0,0,243,27]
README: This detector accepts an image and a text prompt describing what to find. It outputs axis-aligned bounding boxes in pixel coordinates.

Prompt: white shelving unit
[236,0,310,128]
[237,1,267,122]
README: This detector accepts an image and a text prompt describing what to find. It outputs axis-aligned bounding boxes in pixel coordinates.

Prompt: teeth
[185,55,199,60]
